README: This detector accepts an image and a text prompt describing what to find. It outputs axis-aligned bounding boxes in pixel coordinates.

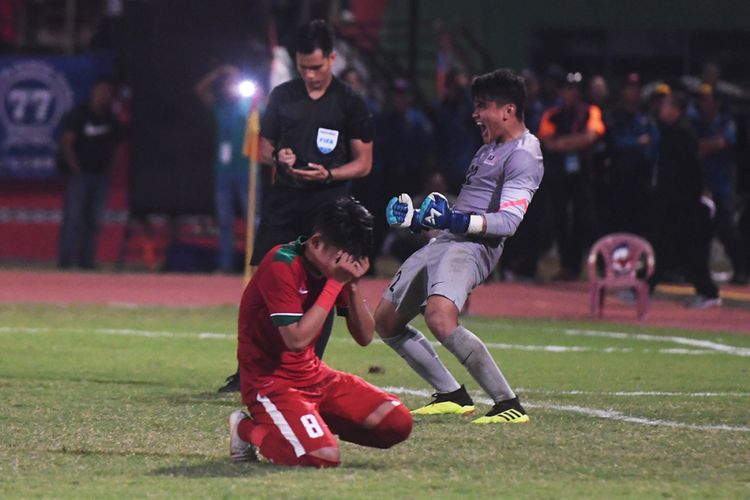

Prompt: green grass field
[1,303,749,498]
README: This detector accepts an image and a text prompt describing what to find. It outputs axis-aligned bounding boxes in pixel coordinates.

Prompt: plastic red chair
[587,233,655,319]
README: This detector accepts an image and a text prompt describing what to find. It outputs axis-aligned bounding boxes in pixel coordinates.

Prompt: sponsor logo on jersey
[298,286,309,295]
[316,127,339,154]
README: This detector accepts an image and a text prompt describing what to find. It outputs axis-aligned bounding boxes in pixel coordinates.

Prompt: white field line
[383,386,750,433]
[1,326,745,356]
[513,388,750,397]
[565,329,750,356]
[2,325,748,430]
[0,326,233,340]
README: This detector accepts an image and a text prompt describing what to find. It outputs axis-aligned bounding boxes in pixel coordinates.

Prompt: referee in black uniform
[219,19,374,392]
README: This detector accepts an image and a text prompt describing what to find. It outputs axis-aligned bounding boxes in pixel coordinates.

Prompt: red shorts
[246,368,401,459]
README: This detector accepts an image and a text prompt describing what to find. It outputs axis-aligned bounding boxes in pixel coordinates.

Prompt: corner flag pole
[243,99,261,284]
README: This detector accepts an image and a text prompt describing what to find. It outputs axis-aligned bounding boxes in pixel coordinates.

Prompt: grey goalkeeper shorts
[382,236,493,319]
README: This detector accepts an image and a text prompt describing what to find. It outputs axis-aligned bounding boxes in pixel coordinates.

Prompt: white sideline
[0,326,234,339]
[3,325,750,357]
[565,329,750,357]
[383,386,750,433]
[514,388,750,397]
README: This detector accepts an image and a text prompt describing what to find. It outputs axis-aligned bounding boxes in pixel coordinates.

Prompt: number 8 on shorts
[300,414,324,438]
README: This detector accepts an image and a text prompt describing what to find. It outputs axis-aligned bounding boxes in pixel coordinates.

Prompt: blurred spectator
[648,92,721,308]
[682,61,749,109]
[434,69,482,194]
[692,84,747,284]
[605,72,659,236]
[57,77,122,269]
[587,74,610,109]
[340,66,380,114]
[587,73,612,238]
[702,62,721,87]
[740,173,750,286]
[435,21,470,100]
[521,68,545,135]
[538,71,606,280]
[499,68,548,281]
[0,0,21,48]
[647,82,672,119]
[345,66,382,268]
[195,64,254,273]
[376,77,436,199]
[540,64,565,109]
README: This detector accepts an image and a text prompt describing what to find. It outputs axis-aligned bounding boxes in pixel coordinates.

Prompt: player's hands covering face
[330,252,369,283]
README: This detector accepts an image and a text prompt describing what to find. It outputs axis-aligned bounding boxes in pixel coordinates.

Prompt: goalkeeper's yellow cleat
[472,397,530,424]
[410,385,475,415]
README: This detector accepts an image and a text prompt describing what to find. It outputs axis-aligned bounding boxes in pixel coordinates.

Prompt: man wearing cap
[538,71,606,281]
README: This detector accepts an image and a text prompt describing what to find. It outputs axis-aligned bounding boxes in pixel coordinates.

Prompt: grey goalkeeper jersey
[436,129,544,264]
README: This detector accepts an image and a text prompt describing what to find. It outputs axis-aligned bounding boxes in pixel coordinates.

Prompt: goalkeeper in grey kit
[375,68,544,423]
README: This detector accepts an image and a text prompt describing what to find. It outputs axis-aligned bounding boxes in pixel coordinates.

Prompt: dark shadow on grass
[151,459,383,478]
[48,446,209,459]
[151,460,278,478]
[3,374,170,388]
[134,391,241,407]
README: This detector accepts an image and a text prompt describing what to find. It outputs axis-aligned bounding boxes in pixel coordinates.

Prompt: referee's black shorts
[250,184,348,266]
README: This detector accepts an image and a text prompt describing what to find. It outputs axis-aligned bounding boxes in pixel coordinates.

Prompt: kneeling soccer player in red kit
[227,196,412,467]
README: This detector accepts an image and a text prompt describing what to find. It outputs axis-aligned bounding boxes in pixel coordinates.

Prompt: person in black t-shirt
[218,19,374,393]
[648,91,720,308]
[57,77,121,269]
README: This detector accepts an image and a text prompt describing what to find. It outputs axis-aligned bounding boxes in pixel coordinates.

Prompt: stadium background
[2,1,750,496]
[1,0,750,269]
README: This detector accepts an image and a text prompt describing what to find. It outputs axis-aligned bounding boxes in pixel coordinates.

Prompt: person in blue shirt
[196,65,254,273]
[692,84,747,285]
[605,72,659,236]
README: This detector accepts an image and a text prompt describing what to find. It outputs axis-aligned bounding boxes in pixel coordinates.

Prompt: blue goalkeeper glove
[417,192,471,233]
[386,193,423,232]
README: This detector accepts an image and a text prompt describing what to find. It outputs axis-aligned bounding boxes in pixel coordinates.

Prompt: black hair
[666,90,689,114]
[471,68,526,119]
[295,19,335,56]
[313,195,373,259]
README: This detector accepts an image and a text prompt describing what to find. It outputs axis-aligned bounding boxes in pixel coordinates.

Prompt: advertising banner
[0,53,113,178]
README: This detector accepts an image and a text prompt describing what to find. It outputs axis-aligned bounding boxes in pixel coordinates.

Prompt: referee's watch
[323,168,334,185]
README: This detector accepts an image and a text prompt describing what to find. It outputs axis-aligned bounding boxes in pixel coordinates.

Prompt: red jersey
[237,238,348,393]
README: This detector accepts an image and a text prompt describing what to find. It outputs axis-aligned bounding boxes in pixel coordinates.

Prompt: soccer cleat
[218,371,240,393]
[472,397,530,424]
[228,410,258,462]
[411,385,475,415]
